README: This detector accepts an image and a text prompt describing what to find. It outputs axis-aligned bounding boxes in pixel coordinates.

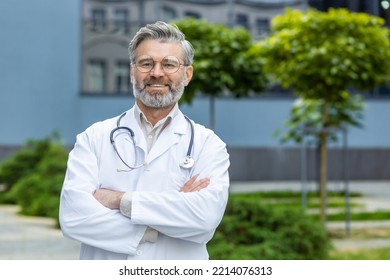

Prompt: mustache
[144,78,171,87]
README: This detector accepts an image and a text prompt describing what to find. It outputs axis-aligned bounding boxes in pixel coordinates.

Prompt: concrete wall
[0,0,81,145]
[228,147,390,181]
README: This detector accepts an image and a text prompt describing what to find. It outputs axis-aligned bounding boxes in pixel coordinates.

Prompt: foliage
[208,195,332,260]
[275,93,365,144]
[7,143,67,224]
[254,8,390,100]
[173,18,267,104]
[0,133,62,203]
[0,134,68,226]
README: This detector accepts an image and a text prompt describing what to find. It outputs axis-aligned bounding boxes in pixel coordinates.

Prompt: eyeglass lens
[135,56,182,74]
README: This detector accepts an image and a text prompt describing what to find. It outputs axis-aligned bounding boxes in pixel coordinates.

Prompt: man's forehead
[136,39,183,58]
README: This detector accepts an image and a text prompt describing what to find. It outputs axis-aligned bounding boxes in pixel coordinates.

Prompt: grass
[326,211,390,221]
[328,227,390,239]
[232,191,390,222]
[329,248,390,260]
[261,198,360,209]
[232,190,362,199]
[322,219,390,260]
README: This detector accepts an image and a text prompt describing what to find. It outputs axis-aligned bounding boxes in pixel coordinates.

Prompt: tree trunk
[209,95,215,131]
[319,101,329,224]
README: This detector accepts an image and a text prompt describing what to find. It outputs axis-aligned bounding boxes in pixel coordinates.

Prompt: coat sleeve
[130,126,230,244]
[59,123,146,256]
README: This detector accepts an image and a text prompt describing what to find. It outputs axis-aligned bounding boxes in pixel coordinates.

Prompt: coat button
[136,250,142,256]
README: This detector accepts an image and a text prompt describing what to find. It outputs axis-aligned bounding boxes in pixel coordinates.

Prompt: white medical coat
[59,106,230,260]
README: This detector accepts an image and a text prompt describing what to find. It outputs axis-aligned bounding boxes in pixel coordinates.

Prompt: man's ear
[184,65,193,86]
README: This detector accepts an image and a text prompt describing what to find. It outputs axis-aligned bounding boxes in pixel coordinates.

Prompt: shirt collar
[134,103,179,129]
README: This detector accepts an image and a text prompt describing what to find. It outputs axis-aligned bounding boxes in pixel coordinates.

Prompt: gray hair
[128,21,194,66]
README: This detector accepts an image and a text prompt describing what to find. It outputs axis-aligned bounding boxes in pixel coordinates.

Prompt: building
[1,0,390,181]
[309,0,390,27]
[81,0,307,95]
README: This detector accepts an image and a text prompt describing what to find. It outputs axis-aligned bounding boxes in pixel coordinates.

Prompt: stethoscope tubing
[183,115,194,159]
[110,112,194,171]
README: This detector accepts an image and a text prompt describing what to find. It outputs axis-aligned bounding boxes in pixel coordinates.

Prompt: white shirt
[135,103,178,153]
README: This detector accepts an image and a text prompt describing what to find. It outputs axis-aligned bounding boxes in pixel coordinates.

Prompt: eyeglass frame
[133,55,189,74]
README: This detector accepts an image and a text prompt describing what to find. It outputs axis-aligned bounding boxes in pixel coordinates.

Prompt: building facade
[1,0,390,181]
[81,0,307,95]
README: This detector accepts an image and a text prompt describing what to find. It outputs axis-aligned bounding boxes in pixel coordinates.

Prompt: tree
[173,18,267,130]
[277,93,365,144]
[254,8,390,223]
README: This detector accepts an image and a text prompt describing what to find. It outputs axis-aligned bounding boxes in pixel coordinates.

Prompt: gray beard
[133,76,185,108]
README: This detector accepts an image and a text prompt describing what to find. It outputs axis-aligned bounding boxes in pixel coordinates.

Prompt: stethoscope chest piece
[180,156,194,169]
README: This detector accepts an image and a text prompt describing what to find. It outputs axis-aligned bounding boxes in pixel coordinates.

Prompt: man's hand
[94,175,209,208]
[180,174,210,192]
[93,188,124,209]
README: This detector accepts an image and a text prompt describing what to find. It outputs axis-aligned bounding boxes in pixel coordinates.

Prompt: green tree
[254,8,390,223]
[173,18,267,129]
[277,94,365,144]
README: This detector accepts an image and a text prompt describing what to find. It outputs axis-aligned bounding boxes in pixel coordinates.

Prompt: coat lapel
[145,111,188,164]
[121,107,147,154]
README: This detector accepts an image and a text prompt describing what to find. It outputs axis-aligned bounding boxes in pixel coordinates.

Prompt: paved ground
[0,180,389,259]
[0,205,80,260]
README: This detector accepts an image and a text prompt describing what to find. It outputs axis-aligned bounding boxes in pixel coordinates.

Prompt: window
[328,0,349,8]
[91,9,106,30]
[115,9,129,32]
[255,18,269,38]
[380,0,390,26]
[184,11,201,19]
[236,13,249,29]
[308,0,348,10]
[87,60,106,92]
[308,0,325,10]
[162,6,177,21]
[115,61,130,93]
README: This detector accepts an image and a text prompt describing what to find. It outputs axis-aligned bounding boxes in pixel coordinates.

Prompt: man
[59,21,230,260]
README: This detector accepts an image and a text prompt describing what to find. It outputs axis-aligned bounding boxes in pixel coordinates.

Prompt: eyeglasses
[134,55,187,74]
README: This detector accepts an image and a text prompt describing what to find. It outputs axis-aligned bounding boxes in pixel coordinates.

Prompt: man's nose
[149,62,165,76]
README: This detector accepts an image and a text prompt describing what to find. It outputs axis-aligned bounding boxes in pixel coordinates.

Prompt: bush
[0,135,68,227]
[0,134,60,203]
[208,195,332,260]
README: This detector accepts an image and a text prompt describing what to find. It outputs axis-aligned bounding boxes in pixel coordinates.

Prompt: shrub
[0,134,68,227]
[0,134,60,203]
[6,142,68,226]
[208,195,332,260]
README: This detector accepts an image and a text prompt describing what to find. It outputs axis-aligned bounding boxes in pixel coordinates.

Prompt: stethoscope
[110,112,195,172]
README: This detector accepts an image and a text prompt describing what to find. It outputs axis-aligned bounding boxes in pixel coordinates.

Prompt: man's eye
[140,62,153,68]
[163,62,177,69]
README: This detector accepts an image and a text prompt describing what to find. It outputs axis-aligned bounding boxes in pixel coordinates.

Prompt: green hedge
[0,135,68,226]
[208,196,332,260]
[0,136,56,201]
